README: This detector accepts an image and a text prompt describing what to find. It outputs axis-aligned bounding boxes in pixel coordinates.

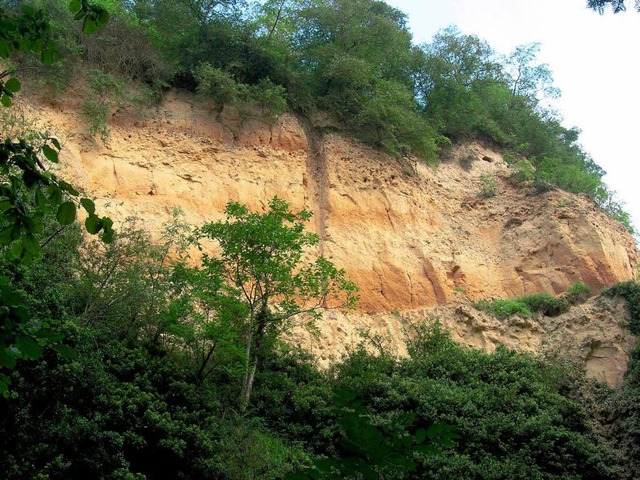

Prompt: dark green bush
[602,281,640,334]
[324,323,621,479]
[519,292,570,316]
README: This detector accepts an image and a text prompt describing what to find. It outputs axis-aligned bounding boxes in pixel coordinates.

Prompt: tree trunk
[240,354,258,412]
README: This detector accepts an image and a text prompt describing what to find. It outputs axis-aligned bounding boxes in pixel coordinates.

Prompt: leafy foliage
[194,197,358,408]
[602,280,640,334]
[475,291,570,319]
[566,281,591,304]
[0,0,111,395]
[588,0,639,13]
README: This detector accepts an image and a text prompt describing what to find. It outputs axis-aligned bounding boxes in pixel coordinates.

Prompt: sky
[386,0,640,231]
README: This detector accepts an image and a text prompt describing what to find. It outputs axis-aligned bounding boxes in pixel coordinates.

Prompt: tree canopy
[588,0,640,13]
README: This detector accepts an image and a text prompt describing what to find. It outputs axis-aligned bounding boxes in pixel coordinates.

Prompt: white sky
[386,0,640,231]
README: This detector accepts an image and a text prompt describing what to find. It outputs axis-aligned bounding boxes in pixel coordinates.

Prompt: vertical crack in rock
[299,117,331,256]
[112,159,121,185]
[422,256,448,305]
[407,272,414,308]
[375,270,386,302]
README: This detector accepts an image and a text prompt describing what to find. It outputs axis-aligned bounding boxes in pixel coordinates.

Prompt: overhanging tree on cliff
[587,0,640,13]
[194,197,358,409]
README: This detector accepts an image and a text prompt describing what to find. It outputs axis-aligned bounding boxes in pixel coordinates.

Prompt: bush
[81,99,110,138]
[249,78,288,123]
[81,69,156,139]
[475,292,569,319]
[566,281,591,304]
[194,63,287,123]
[474,299,533,319]
[510,159,535,185]
[323,322,622,479]
[602,281,640,335]
[519,292,570,317]
[479,175,497,198]
[194,63,241,109]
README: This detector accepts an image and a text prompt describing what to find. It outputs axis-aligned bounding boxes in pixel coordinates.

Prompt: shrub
[566,281,591,304]
[249,78,288,123]
[82,17,172,84]
[194,63,241,109]
[602,281,640,335]
[80,69,156,139]
[325,321,622,479]
[519,292,570,316]
[510,159,535,185]
[81,100,110,138]
[479,174,497,198]
[475,292,570,319]
[474,299,533,319]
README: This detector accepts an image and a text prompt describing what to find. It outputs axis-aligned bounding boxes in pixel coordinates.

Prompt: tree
[194,197,358,410]
[505,43,560,103]
[587,0,640,13]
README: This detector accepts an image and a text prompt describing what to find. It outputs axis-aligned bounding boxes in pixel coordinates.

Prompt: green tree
[195,197,358,410]
[588,0,639,13]
[505,43,560,102]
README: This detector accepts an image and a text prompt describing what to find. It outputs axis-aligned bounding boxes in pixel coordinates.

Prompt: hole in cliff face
[482,156,494,163]
[505,218,523,229]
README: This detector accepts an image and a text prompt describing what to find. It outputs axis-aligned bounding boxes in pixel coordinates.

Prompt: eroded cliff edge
[27,90,639,384]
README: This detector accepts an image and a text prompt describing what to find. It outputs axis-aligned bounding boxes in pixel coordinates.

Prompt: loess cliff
[26,89,639,385]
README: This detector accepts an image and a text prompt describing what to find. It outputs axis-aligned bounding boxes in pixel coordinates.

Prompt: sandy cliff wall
[24,89,639,384]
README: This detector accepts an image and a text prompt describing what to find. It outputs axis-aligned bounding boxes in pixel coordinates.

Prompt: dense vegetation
[0,219,634,479]
[474,282,590,320]
[4,0,634,233]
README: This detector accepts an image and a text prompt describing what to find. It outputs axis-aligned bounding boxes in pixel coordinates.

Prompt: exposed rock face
[25,90,639,385]
[293,296,634,387]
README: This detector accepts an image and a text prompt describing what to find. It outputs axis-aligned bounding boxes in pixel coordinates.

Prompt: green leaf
[0,348,17,369]
[56,201,76,225]
[22,234,40,255]
[58,180,79,196]
[82,16,98,34]
[4,78,21,93]
[0,226,15,245]
[84,214,102,234]
[80,197,95,215]
[415,428,427,444]
[42,144,58,163]
[0,40,10,58]
[97,9,110,27]
[53,344,76,359]
[35,188,46,209]
[16,335,43,360]
[1,95,12,107]
[0,199,12,213]
[10,241,26,262]
[41,49,54,65]
[101,217,114,243]
[68,0,82,13]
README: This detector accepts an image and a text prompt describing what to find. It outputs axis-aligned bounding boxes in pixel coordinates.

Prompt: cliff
[23,89,639,384]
